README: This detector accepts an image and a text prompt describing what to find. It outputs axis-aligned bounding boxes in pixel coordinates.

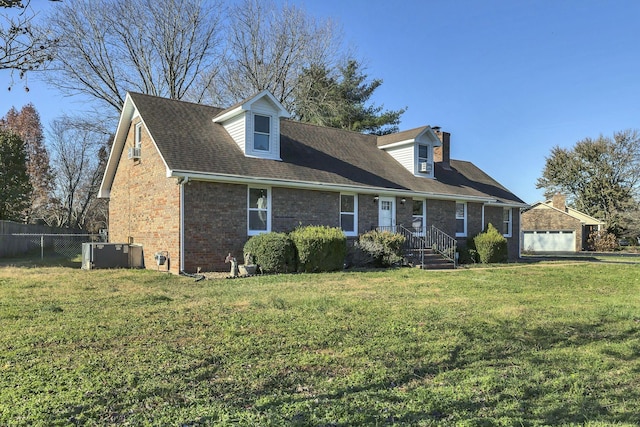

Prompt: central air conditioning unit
[419,162,432,173]
[81,243,144,270]
[128,146,141,160]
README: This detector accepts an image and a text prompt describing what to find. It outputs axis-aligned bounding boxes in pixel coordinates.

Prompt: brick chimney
[433,130,451,170]
[552,193,566,211]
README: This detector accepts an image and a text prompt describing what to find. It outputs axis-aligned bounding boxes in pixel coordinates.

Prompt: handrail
[425,225,457,267]
[376,225,457,268]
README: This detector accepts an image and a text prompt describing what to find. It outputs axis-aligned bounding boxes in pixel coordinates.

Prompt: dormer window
[213,90,290,161]
[417,144,433,175]
[254,114,271,151]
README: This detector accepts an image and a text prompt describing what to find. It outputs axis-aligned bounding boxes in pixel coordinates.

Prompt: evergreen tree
[0,129,31,221]
[1,104,54,223]
[294,59,406,135]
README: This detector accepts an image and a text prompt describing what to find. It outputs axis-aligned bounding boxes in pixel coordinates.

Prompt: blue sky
[2,0,639,204]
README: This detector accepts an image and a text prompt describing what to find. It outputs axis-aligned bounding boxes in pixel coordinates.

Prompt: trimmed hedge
[473,223,508,263]
[356,230,406,267]
[243,232,296,273]
[290,226,346,272]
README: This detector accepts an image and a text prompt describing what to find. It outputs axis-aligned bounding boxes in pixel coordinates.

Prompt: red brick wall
[272,188,339,231]
[108,118,181,273]
[183,181,246,272]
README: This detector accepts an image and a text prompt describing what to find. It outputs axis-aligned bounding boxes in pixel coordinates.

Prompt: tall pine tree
[294,59,405,135]
[0,129,31,221]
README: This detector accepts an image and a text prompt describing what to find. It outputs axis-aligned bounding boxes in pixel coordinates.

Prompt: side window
[254,114,270,151]
[503,208,512,237]
[455,202,467,237]
[340,194,357,236]
[248,187,270,235]
[134,122,142,148]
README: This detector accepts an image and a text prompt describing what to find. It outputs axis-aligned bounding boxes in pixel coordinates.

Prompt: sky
[2,0,640,205]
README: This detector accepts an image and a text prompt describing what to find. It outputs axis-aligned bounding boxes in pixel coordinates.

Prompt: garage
[522,230,575,252]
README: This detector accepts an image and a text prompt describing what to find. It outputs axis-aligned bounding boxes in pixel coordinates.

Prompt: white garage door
[522,230,575,252]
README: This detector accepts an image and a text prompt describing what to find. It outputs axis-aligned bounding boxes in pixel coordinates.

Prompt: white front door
[378,197,395,231]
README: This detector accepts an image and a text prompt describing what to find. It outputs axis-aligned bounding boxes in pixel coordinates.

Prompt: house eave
[168,169,498,203]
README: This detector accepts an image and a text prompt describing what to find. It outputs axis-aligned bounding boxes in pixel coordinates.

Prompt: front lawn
[1,263,639,425]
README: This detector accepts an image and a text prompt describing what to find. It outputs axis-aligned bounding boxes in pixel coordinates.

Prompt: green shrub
[473,223,508,263]
[356,230,406,267]
[243,232,296,273]
[290,226,346,272]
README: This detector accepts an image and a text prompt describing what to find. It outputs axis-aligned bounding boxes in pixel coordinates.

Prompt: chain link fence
[0,233,104,260]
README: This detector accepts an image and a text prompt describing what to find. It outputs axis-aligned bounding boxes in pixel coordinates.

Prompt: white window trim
[412,199,426,236]
[340,193,358,237]
[253,113,271,152]
[416,143,433,177]
[134,122,142,148]
[456,201,467,237]
[503,207,512,237]
[247,186,271,236]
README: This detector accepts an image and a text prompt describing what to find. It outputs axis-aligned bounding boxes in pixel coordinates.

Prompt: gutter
[168,169,499,204]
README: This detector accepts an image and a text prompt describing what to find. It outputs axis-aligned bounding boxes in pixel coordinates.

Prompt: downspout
[179,177,189,272]
[481,204,485,230]
[518,208,523,258]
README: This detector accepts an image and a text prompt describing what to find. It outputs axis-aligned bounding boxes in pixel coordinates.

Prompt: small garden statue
[225,253,238,277]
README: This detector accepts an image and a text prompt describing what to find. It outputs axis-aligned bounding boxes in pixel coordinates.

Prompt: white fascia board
[212,105,244,123]
[485,201,530,209]
[99,93,172,198]
[98,93,136,198]
[378,139,415,150]
[168,169,497,202]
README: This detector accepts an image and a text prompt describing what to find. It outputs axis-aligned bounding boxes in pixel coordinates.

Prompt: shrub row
[243,226,346,273]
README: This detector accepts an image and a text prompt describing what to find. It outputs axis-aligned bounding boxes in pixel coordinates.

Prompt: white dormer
[213,90,291,160]
[377,126,442,178]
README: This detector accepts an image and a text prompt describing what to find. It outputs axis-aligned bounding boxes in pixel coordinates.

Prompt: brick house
[99,91,527,273]
[521,193,604,252]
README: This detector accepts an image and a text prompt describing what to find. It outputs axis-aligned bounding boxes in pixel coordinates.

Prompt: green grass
[1,262,640,426]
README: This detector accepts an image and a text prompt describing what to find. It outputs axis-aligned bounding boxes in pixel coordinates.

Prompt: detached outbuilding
[521,194,605,253]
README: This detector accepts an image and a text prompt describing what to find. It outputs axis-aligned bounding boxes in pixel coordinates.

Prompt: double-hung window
[412,199,426,234]
[248,187,270,235]
[455,202,467,237]
[417,144,431,174]
[340,194,357,236]
[502,208,512,237]
[254,114,270,151]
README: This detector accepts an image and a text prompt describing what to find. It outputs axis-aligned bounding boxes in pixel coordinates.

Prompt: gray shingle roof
[129,92,525,205]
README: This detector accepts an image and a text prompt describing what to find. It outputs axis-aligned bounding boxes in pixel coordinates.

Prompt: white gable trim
[98,93,172,198]
[212,90,291,123]
[377,127,442,150]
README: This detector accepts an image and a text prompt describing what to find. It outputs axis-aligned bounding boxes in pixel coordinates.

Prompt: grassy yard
[1,261,639,426]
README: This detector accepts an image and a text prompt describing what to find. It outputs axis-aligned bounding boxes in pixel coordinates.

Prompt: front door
[378,196,395,231]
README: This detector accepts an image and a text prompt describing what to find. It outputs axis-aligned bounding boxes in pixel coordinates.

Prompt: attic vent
[419,162,432,174]
[128,147,141,160]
